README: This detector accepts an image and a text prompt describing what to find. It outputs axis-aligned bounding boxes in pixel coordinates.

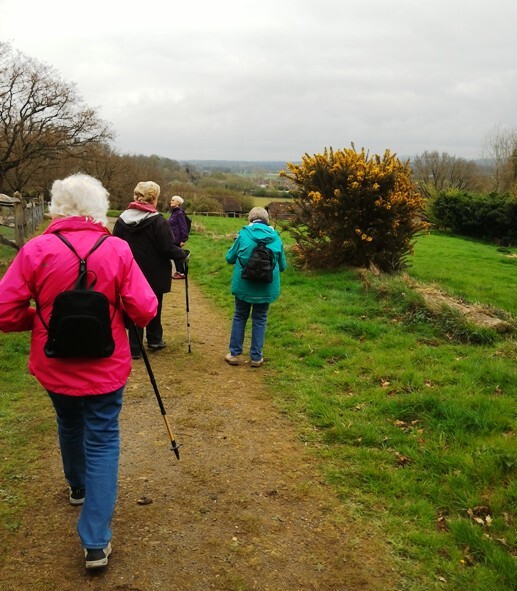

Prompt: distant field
[251,195,292,207]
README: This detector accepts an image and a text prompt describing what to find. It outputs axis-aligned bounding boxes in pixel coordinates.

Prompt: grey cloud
[3,0,517,160]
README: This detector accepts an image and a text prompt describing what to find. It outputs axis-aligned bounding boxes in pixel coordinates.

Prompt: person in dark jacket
[113,181,189,358]
[168,195,190,279]
[225,207,287,367]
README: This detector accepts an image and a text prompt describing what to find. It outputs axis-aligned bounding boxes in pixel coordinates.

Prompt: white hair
[248,206,269,224]
[171,195,184,205]
[48,173,109,225]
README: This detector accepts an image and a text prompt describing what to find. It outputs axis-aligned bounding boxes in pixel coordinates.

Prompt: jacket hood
[118,209,160,233]
[241,223,277,244]
[43,216,110,235]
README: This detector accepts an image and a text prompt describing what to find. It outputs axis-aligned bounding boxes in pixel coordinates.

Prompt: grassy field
[1,218,516,590]
[409,232,517,316]
[185,217,516,590]
[250,195,292,208]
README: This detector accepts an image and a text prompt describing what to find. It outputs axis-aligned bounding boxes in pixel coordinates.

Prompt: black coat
[113,213,187,294]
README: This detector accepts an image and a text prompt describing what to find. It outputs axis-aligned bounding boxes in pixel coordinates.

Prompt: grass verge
[186,216,517,591]
[0,332,54,550]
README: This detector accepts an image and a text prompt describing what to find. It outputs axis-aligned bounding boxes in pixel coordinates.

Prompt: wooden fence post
[13,193,26,248]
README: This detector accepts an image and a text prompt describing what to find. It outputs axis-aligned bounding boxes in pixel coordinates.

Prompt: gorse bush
[281,146,428,272]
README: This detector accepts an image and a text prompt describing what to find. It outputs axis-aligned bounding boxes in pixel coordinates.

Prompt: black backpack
[185,214,192,233]
[38,233,116,359]
[240,239,275,283]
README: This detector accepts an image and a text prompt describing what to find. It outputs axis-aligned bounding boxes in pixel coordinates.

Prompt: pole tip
[171,440,180,460]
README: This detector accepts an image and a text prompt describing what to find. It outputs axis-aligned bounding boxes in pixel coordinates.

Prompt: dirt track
[0,279,396,591]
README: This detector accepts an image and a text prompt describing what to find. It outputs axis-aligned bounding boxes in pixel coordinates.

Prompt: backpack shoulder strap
[86,234,110,258]
[54,232,110,261]
[54,232,80,259]
[54,232,110,288]
[238,234,259,267]
[35,233,112,328]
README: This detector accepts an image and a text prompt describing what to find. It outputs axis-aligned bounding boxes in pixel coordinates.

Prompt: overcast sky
[1,0,516,162]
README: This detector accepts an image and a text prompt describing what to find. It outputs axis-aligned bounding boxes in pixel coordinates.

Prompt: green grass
[0,332,54,543]
[250,195,292,207]
[410,232,517,316]
[0,235,55,559]
[186,217,517,591]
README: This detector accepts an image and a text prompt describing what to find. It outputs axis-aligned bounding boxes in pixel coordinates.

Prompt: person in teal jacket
[225,207,287,367]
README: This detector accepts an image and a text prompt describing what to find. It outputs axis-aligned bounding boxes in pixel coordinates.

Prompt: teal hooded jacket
[226,221,287,304]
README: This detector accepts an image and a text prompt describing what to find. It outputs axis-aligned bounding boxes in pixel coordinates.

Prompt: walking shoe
[84,542,112,569]
[250,358,264,368]
[172,272,185,280]
[225,353,241,365]
[69,487,85,505]
[131,353,142,360]
[148,341,166,350]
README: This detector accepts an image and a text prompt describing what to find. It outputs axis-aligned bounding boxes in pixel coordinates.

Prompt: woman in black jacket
[113,181,189,358]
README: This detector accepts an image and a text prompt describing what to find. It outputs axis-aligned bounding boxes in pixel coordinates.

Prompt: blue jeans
[47,387,124,549]
[229,298,269,361]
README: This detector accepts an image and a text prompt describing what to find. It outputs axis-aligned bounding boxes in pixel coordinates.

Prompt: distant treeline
[178,160,292,174]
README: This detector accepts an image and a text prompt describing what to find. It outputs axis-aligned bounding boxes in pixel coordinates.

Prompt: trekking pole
[130,323,180,460]
[184,259,192,353]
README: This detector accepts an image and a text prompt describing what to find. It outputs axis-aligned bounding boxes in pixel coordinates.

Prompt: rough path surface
[0,281,395,591]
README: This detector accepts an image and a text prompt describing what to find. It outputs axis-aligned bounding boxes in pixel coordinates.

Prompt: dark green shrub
[429,191,517,245]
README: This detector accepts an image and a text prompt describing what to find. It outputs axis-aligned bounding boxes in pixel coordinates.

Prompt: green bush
[429,191,517,245]
[185,195,224,213]
[281,146,428,272]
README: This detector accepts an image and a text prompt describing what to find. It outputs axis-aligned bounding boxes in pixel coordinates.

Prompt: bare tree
[0,42,113,193]
[482,124,517,192]
[411,151,481,195]
[103,153,168,210]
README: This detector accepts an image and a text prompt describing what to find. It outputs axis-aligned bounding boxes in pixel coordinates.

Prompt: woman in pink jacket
[0,174,157,570]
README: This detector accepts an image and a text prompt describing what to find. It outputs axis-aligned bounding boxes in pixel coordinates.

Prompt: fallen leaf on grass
[436,516,449,532]
[394,452,412,466]
[467,506,492,527]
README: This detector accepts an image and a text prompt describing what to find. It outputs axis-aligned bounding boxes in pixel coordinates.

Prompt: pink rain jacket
[0,217,158,395]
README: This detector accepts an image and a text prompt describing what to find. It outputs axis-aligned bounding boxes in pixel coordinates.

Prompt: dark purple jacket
[168,208,189,244]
